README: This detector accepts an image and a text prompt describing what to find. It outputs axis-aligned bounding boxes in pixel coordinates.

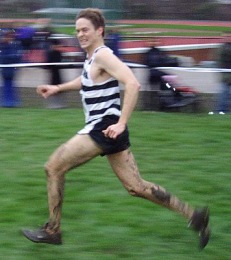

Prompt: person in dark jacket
[145,38,178,86]
[47,39,62,85]
[45,38,65,108]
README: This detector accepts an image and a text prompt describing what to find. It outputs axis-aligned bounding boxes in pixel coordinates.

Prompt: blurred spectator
[209,33,231,115]
[0,29,22,107]
[15,23,35,51]
[15,22,36,62]
[106,27,121,58]
[33,19,53,50]
[47,39,62,85]
[45,38,66,108]
[145,38,178,86]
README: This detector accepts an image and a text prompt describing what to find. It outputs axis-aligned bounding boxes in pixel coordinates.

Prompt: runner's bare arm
[96,49,140,138]
[37,76,82,99]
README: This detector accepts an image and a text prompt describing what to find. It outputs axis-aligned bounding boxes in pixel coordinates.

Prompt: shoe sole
[22,229,62,245]
[188,207,210,250]
[199,225,210,250]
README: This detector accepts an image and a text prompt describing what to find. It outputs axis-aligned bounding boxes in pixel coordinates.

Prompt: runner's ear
[97,26,104,37]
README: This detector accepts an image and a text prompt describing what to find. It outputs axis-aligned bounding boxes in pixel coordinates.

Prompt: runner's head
[76,8,105,37]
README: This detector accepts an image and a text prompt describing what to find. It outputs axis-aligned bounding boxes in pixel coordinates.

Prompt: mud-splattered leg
[44,134,103,233]
[107,149,194,219]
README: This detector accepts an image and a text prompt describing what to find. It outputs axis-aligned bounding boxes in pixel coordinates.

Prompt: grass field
[1,108,231,259]
[59,22,231,37]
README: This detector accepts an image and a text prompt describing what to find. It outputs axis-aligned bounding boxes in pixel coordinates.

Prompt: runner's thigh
[47,134,103,172]
[107,149,142,188]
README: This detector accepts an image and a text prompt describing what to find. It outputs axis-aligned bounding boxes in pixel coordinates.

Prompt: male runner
[22,8,210,249]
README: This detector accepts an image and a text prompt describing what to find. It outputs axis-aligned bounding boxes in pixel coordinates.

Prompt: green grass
[1,108,231,259]
[125,23,231,32]
[57,23,231,37]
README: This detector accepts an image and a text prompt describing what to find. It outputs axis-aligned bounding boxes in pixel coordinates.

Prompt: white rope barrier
[0,62,230,72]
[156,67,231,73]
[0,61,147,68]
[0,62,84,68]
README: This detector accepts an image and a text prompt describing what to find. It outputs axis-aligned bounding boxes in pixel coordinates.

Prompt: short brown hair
[76,8,105,37]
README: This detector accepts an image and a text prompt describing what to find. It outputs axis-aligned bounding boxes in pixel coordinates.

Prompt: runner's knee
[127,186,147,198]
[45,156,67,177]
[125,182,171,204]
[124,181,147,198]
[44,144,69,177]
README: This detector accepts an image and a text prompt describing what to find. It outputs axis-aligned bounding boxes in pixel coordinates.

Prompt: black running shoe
[22,225,62,245]
[188,207,210,250]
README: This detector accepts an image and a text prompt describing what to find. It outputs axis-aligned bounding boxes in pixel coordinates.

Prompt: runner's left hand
[102,122,126,139]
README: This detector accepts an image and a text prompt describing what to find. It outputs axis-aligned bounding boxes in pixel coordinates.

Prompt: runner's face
[76,18,103,51]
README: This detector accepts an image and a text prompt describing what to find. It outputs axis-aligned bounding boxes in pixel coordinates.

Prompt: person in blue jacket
[0,29,22,107]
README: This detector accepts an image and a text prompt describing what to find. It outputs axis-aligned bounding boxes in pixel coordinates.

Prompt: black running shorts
[89,115,131,156]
